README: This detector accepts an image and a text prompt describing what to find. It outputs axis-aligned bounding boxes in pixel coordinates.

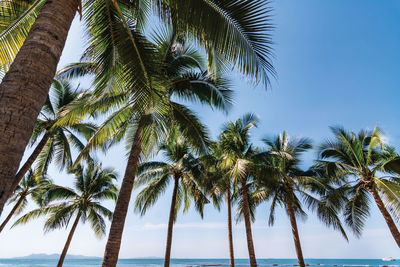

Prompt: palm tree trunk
[57,212,81,267]
[102,128,142,267]
[164,176,179,267]
[0,0,79,215]
[240,177,257,267]
[226,190,235,267]
[370,187,400,247]
[287,203,305,267]
[0,195,24,233]
[11,132,50,195]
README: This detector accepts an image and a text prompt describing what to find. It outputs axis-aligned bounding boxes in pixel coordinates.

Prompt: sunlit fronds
[0,0,45,70]
[375,178,400,222]
[13,160,117,238]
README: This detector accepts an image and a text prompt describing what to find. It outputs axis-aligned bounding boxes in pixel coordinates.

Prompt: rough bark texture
[240,177,257,267]
[102,128,142,267]
[226,191,235,267]
[287,203,305,267]
[11,132,50,195]
[0,195,24,233]
[0,0,79,215]
[164,176,179,267]
[370,187,400,248]
[57,213,81,267]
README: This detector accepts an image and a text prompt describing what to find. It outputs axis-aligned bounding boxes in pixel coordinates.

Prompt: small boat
[382,257,395,262]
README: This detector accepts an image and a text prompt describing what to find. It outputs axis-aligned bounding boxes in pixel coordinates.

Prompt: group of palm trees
[1,1,272,266]
[2,108,400,267]
[0,1,399,267]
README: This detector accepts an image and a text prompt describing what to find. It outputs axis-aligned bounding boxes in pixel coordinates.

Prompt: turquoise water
[0,258,398,267]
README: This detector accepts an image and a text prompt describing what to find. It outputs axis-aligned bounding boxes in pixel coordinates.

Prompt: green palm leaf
[0,0,45,71]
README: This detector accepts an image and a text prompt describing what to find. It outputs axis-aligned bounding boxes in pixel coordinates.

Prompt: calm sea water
[0,258,398,267]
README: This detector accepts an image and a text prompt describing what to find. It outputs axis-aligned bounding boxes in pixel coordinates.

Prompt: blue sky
[1,0,400,259]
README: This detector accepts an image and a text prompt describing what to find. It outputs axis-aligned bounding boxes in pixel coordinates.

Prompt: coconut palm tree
[0,0,79,212]
[0,168,50,233]
[134,128,209,267]
[0,0,275,214]
[201,141,236,267]
[249,131,347,267]
[10,78,96,196]
[317,126,400,247]
[13,161,118,267]
[217,113,258,267]
[56,26,232,266]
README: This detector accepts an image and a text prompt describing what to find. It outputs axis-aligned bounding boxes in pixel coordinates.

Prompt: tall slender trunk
[287,203,305,267]
[0,195,24,233]
[370,187,400,247]
[164,176,179,267]
[57,213,81,267]
[240,177,257,267]
[226,190,235,267]
[0,0,80,215]
[102,128,142,267]
[10,133,50,195]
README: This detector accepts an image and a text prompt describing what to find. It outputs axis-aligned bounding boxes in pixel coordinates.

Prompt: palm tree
[201,142,236,267]
[57,26,232,266]
[0,0,79,212]
[0,168,50,233]
[250,131,347,267]
[317,126,400,247]
[134,128,209,267]
[0,0,275,215]
[10,78,96,196]
[218,114,258,267]
[13,161,118,267]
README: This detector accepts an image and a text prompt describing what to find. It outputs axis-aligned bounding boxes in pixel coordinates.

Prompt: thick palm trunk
[164,176,179,267]
[11,133,50,195]
[57,213,81,267]
[0,195,24,233]
[226,191,235,267]
[370,187,400,247]
[0,0,79,215]
[240,177,257,267]
[102,128,142,267]
[287,203,305,267]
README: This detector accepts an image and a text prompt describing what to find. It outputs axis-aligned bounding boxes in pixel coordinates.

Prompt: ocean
[0,258,398,267]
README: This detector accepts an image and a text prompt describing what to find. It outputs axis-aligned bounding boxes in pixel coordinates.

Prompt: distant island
[3,254,163,260]
[11,254,101,260]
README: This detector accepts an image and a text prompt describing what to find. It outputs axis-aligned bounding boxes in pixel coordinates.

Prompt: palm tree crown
[218,113,258,267]
[0,169,50,233]
[134,128,209,267]
[317,126,400,247]
[31,79,96,173]
[249,131,347,267]
[10,78,97,198]
[13,161,118,266]
[134,128,209,218]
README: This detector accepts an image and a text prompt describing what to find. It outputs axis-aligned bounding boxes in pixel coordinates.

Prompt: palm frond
[0,0,46,70]
[87,209,106,238]
[155,0,276,85]
[375,178,400,222]
[344,185,370,237]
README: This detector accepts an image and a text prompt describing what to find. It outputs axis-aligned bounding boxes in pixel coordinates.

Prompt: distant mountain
[128,256,163,259]
[13,253,101,260]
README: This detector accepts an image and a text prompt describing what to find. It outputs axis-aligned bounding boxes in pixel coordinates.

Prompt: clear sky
[1,0,400,260]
